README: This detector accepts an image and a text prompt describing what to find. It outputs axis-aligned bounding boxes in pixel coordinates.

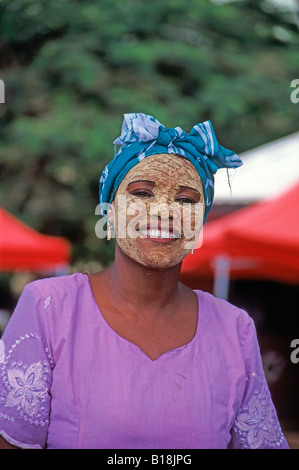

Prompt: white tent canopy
[213,131,299,205]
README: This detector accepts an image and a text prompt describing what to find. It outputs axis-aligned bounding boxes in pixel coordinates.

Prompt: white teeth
[139,229,174,239]
[149,230,161,238]
[138,229,149,237]
[161,230,172,239]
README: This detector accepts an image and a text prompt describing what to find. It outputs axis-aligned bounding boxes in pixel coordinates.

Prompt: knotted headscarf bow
[99,113,242,223]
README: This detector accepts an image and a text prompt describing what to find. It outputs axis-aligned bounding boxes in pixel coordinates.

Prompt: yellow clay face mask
[111,154,205,269]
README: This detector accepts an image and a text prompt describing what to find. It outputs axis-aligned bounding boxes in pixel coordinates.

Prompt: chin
[117,237,189,270]
[128,249,185,270]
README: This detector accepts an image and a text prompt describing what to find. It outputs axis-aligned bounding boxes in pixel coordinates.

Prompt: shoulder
[24,272,87,299]
[194,290,261,385]
[1,275,87,353]
[18,273,89,320]
[194,289,254,342]
[12,273,92,338]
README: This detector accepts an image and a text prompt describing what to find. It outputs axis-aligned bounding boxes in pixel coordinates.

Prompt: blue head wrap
[99,113,242,224]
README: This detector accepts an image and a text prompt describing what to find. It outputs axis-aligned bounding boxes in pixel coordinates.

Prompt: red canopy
[0,207,71,272]
[181,181,299,287]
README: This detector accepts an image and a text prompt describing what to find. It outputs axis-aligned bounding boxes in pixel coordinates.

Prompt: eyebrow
[127,181,201,194]
[178,185,201,195]
[127,180,155,187]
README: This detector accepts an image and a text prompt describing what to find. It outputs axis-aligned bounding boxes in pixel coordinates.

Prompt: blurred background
[0,0,299,447]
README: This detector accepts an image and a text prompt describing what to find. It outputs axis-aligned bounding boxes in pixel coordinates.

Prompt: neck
[106,243,183,315]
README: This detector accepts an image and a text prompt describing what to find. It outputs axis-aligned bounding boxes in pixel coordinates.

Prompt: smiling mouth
[138,227,181,242]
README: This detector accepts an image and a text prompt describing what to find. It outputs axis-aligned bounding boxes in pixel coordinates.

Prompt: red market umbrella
[181,181,299,291]
[0,207,71,272]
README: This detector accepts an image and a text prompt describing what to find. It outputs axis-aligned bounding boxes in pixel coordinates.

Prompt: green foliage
[0,0,298,269]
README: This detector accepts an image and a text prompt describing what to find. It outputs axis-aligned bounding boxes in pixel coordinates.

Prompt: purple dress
[0,273,288,449]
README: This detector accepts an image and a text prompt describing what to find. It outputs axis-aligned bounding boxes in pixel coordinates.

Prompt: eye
[175,196,197,204]
[129,190,153,198]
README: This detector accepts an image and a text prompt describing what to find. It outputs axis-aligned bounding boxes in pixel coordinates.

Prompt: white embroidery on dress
[4,362,48,419]
[233,378,285,449]
[2,333,54,369]
[0,340,4,364]
[43,296,52,310]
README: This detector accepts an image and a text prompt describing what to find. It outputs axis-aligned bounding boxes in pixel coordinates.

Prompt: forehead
[120,153,202,190]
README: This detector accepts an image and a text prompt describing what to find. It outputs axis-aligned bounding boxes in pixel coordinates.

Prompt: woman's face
[111,153,204,269]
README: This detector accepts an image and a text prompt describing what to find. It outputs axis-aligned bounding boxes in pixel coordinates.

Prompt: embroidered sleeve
[0,284,53,449]
[230,373,288,449]
[229,319,289,450]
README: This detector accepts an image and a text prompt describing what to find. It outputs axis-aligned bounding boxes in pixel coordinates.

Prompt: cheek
[182,203,204,236]
[115,195,149,238]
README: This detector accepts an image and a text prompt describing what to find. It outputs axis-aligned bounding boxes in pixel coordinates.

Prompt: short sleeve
[229,317,289,449]
[0,283,53,449]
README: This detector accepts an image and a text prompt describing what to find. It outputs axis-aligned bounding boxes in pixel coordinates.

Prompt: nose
[147,201,184,233]
[148,202,174,220]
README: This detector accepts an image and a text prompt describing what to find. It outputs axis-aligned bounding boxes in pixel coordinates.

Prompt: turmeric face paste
[111,154,204,269]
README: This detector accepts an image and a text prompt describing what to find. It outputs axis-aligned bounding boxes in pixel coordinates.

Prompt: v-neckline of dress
[82,272,200,363]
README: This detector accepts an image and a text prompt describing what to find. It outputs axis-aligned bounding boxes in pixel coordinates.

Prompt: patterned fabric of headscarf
[99,113,242,223]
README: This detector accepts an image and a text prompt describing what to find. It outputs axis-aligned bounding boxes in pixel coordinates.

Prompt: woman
[0,113,289,449]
